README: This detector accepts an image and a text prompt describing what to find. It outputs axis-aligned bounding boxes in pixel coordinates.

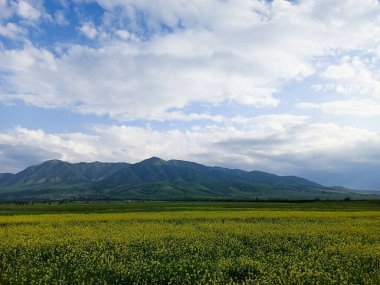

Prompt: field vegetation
[0,201,379,284]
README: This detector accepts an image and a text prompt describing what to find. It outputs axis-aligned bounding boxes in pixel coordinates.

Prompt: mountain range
[0,157,377,201]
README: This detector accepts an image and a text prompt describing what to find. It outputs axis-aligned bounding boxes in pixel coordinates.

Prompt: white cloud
[0,0,15,21]
[1,119,379,177]
[0,0,22,39]
[79,22,98,39]
[298,99,380,117]
[0,0,51,41]
[303,55,380,117]
[114,29,130,40]
[227,114,309,131]
[0,126,99,164]
[0,42,280,120]
[0,22,26,39]
[314,56,380,98]
[3,1,380,120]
[54,10,69,26]
[17,0,41,21]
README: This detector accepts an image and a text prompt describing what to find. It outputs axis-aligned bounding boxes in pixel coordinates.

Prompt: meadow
[0,201,379,284]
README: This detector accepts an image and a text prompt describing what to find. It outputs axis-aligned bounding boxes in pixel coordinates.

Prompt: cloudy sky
[1,0,380,190]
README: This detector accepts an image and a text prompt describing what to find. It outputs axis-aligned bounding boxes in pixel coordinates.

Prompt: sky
[1,0,380,190]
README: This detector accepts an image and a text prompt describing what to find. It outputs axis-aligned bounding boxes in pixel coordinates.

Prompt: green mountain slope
[70,161,129,181]
[6,160,84,184]
[0,157,378,201]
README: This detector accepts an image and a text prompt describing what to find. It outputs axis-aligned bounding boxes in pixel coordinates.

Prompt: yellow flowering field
[0,202,379,284]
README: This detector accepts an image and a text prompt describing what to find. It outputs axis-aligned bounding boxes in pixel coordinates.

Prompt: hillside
[0,158,377,201]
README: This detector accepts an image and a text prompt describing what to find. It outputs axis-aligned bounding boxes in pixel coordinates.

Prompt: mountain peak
[140,157,167,165]
[42,159,66,165]
[1,157,375,201]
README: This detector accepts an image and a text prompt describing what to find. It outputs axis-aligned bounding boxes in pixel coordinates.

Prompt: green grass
[1,200,379,214]
[0,201,379,284]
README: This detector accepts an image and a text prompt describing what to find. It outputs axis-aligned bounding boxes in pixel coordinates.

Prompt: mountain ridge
[0,158,377,201]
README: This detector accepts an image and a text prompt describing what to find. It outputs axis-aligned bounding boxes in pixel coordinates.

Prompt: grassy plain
[0,201,379,284]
